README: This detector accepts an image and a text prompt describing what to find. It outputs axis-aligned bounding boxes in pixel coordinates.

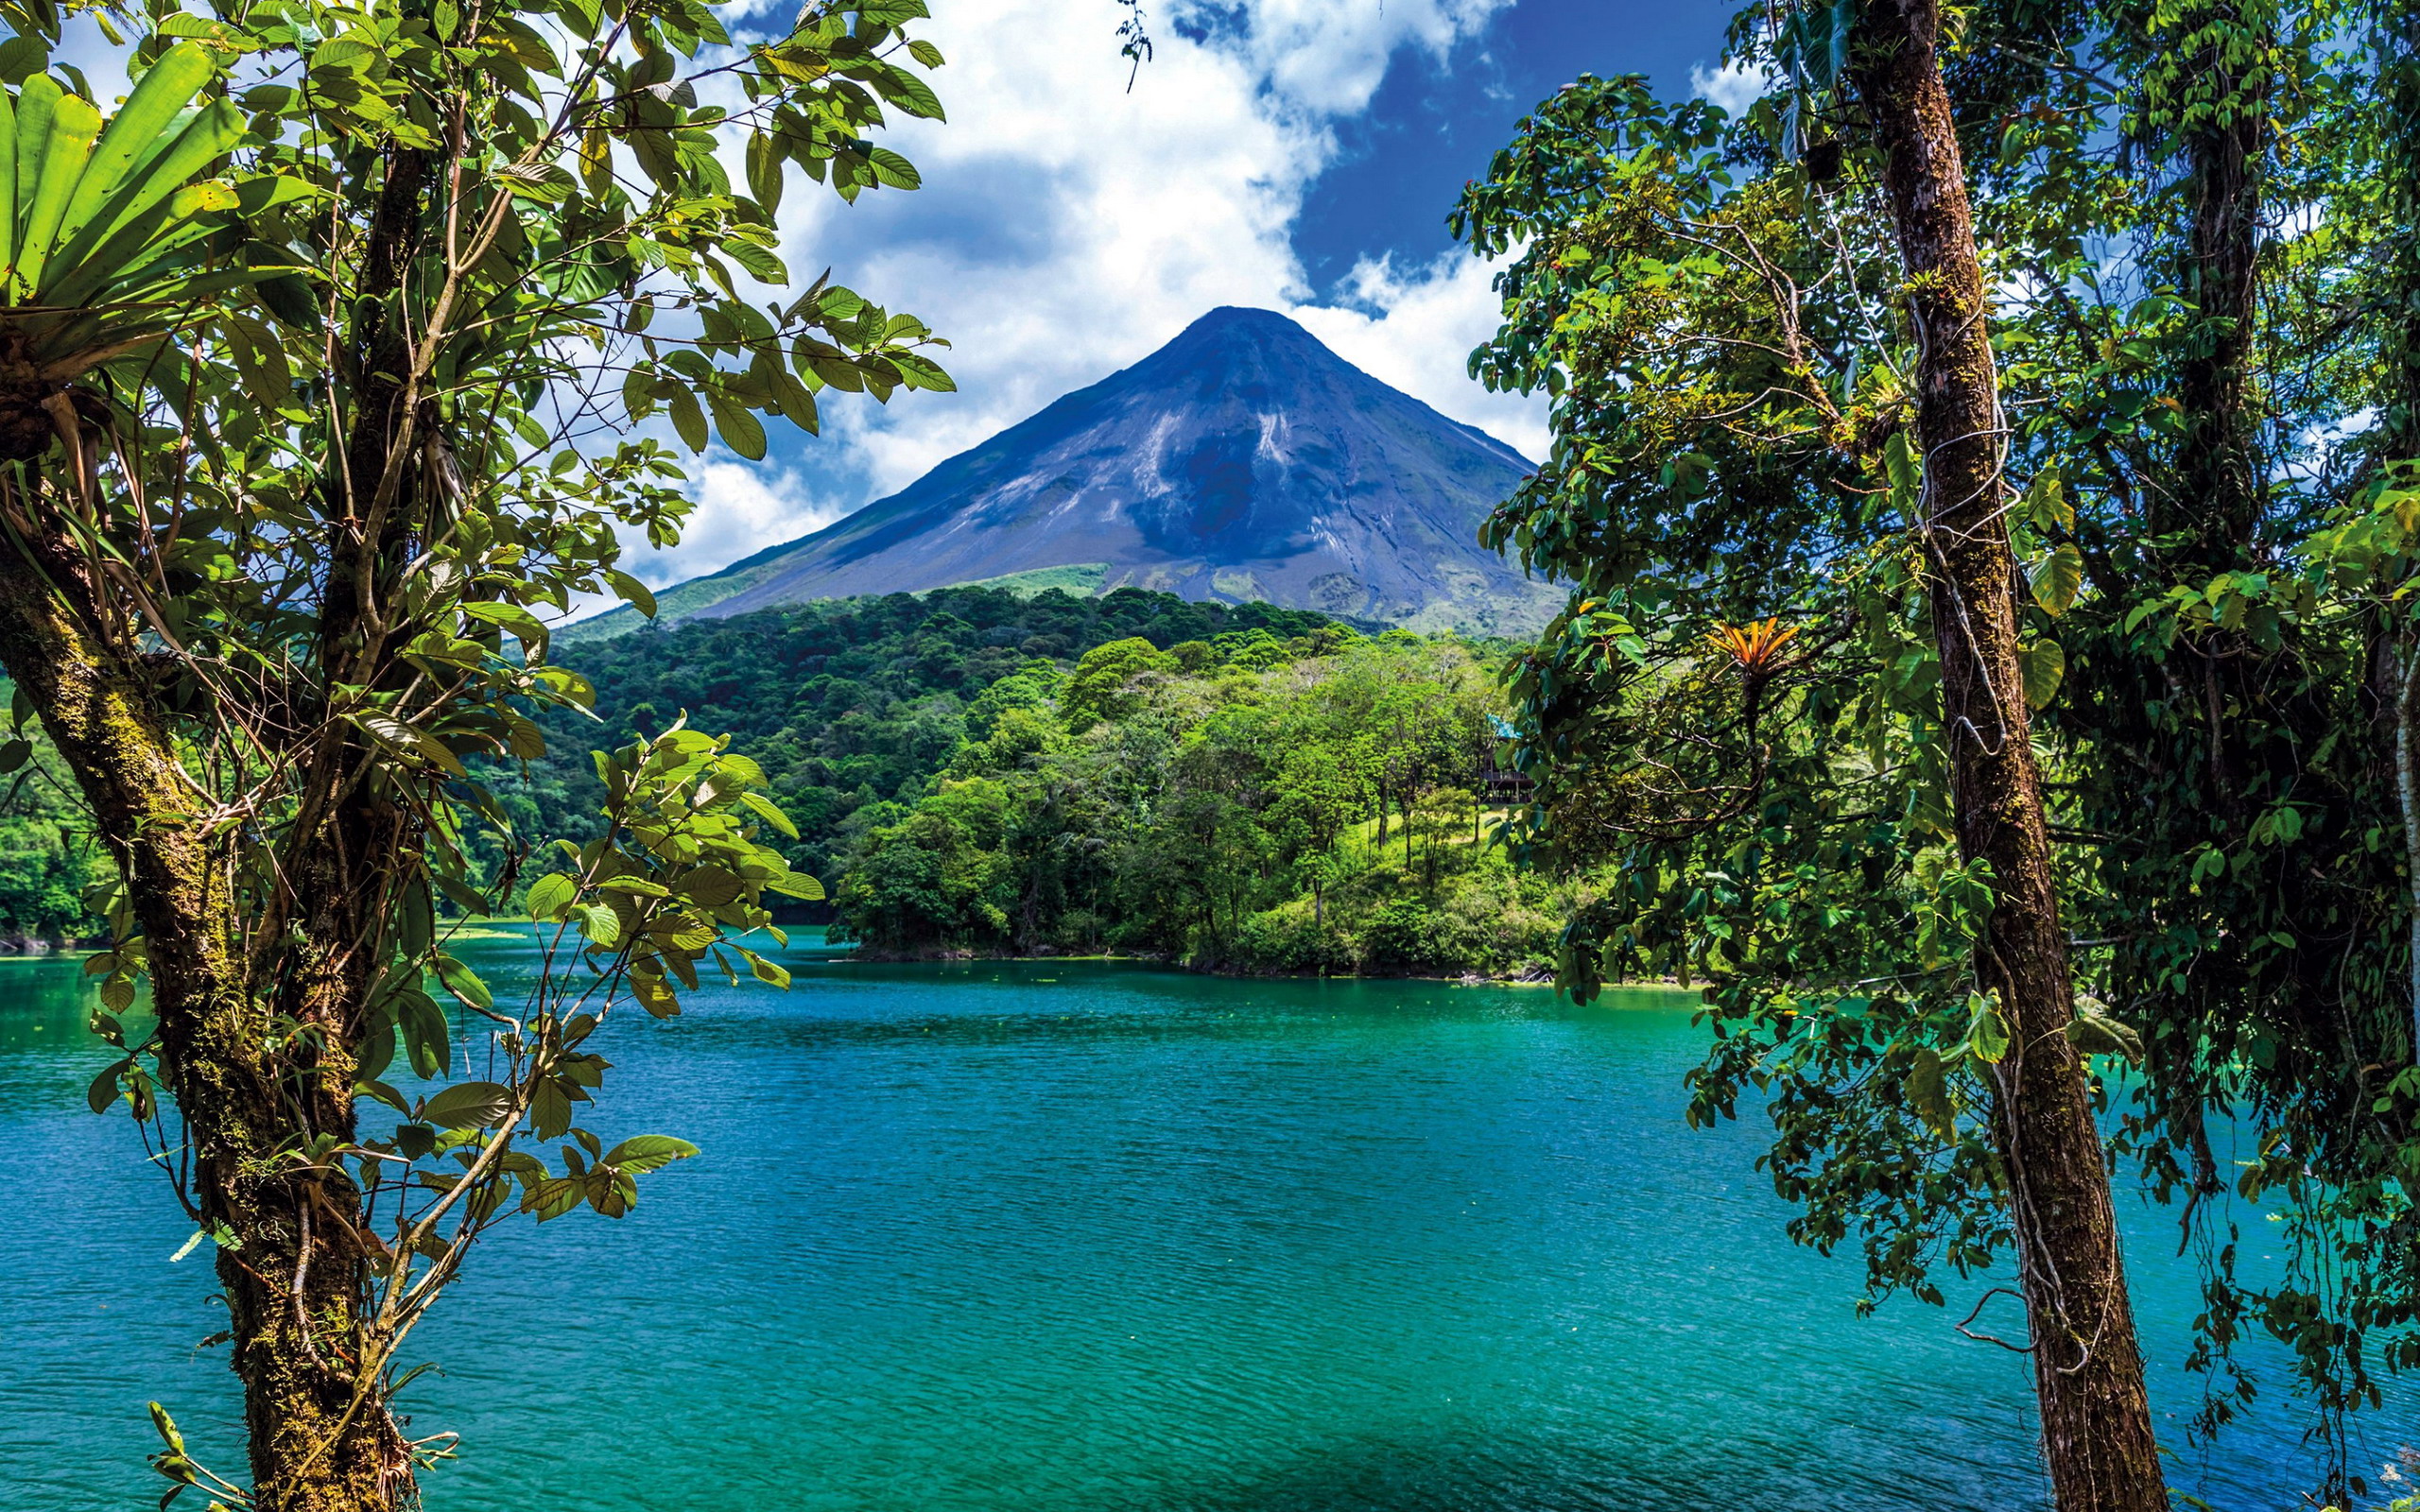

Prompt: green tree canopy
[1457,0,2420,1502]
[0,0,951,1503]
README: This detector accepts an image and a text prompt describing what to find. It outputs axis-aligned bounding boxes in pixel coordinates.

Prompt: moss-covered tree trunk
[2380,0,2420,1062]
[0,124,444,1512]
[1848,5,2169,1508]
[0,527,403,1509]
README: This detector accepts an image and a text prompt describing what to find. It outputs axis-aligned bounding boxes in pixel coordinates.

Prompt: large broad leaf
[421,1080,514,1130]
[2018,639,2065,710]
[2030,543,2083,617]
[1903,1047,1955,1141]
[1,49,262,387]
[600,1134,698,1174]
[432,952,494,1010]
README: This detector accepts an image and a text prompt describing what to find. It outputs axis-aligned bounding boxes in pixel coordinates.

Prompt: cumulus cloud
[633,461,859,588]
[1688,57,1770,117]
[635,0,1547,581]
[1292,252,1543,461]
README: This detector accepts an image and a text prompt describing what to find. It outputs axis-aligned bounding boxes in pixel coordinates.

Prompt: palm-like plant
[0,44,249,461]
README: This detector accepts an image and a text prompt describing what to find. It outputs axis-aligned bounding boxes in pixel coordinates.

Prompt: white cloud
[1291,252,1542,461]
[1689,58,1770,117]
[635,460,856,588]
[1216,0,1513,115]
[634,0,1544,584]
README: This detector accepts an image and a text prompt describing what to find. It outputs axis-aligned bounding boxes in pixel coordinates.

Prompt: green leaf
[55,43,216,255]
[578,901,622,948]
[737,789,798,838]
[768,868,825,901]
[745,950,790,988]
[706,390,767,460]
[723,239,787,284]
[494,161,577,202]
[525,872,578,919]
[461,599,550,651]
[87,1056,132,1114]
[873,68,943,123]
[600,1133,698,1174]
[396,987,449,1079]
[1883,430,1918,518]
[16,91,102,296]
[433,953,493,1011]
[1904,1046,1955,1140]
[2018,639,2065,710]
[361,713,469,778]
[605,569,657,617]
[2030,543,2083,617]
[866,146,922,189]
[2024,472,2074,533]
[668,388,708,453]
[421,1080,513,1130]
[1965,993,2010,1064]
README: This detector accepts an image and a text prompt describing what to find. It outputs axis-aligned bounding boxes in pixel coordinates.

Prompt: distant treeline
[6,587,1567,976]
[831,627,1568,975]
[509,586,1346,882]
[0,683,104,950]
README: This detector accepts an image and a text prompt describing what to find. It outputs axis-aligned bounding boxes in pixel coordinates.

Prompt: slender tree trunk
[2383,0,2420,1064]
[1848,7,2168,1510]
[0,536,403,1509]
[2162,0,2270,567]
[2396,642,2420,1059]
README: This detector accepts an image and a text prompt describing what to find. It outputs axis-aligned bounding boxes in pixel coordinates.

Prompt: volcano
[587,306,1558,637]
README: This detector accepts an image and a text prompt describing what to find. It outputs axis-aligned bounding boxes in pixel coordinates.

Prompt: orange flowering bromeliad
[1705,616,1801,677]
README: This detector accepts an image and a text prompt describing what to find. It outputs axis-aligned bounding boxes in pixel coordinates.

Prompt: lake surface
[1,942,2407,1510]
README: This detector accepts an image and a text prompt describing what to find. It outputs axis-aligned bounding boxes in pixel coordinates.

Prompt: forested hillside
[510,586,1346,883]
[0,682,104,951]
[833,628,1566,974]
[520,584,1560,975]
[7,586,1553,976]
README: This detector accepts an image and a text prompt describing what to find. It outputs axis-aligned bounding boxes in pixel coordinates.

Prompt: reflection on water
[1,945,2407,1511]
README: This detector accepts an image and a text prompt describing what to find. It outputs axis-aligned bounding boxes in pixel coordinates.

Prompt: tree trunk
[1848,7,2168,1510]
[2396,642,2420,1060]
[0,537,403,1509]
[2383,0,2420,1065]
[2165,2,2269,573]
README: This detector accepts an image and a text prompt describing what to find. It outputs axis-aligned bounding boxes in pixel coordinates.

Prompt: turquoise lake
[1,940,2407,1510]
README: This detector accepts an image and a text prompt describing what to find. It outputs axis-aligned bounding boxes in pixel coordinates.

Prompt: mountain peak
[1174,304,1318,341]
[1135,305,1359,391]
[588,309,1559,639]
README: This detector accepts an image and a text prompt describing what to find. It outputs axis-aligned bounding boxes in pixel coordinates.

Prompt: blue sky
[50,0,1746,596]
[1289,6,1737,288]
[636,1,1741,589]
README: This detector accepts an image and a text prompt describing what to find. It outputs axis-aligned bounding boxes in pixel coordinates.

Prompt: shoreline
[821,948,1696,992]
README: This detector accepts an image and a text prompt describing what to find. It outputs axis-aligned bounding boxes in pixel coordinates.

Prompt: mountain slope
[583,307,1558,639]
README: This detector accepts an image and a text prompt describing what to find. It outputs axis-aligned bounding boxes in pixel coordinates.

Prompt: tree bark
[1847,6,2169,1510]
[2383,0,2420,1066]
[0,520,404,1509]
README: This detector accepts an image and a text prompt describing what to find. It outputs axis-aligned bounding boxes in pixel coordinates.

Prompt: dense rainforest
[10,0,2420,1506]
[519,586,1342,879]
[828,619,1567,974]
[1,584,1562,976]
[0,680,106,951]
[523,585,1562,977]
